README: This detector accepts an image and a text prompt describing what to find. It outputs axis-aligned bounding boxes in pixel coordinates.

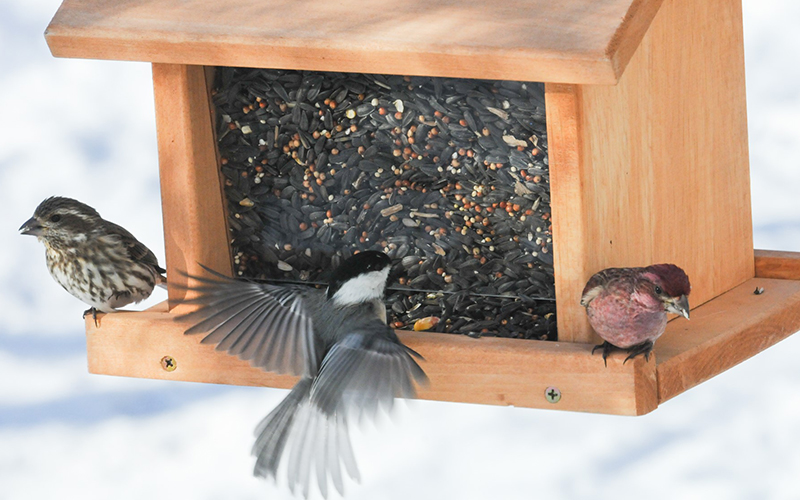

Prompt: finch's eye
[654,285,663,294]
[50,214,62,223]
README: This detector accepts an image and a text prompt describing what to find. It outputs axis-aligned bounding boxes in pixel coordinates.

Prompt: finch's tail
[252,377,359,499]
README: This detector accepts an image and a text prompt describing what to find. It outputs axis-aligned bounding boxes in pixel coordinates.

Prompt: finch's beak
[666,294,691,320]
[19,217,44,237]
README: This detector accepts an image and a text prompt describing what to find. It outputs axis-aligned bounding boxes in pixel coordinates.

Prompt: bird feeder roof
[45,0,664,85]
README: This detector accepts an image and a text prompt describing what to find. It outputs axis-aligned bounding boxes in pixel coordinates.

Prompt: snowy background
[1,0,799,498]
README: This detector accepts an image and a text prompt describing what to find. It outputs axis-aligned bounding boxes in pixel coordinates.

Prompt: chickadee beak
[19,217,44,237]
[666,294,691,320]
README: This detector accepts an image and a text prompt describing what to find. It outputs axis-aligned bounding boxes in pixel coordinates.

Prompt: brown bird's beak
[666,294,691,320]
[19,217,43,237]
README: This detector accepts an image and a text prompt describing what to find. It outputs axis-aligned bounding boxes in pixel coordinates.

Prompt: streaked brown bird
[19,196,166,322]
[581,264,691,365]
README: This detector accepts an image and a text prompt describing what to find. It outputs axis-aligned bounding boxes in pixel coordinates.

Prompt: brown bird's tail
[155,267,167,289]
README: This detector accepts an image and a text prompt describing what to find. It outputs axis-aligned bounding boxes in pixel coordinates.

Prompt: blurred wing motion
[178,266,319,377]
[312,325,428,419]
[253,323,428,498]
[252,378,358,499]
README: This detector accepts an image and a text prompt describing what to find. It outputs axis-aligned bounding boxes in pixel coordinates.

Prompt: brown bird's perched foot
[581,264,691,366]
[19,196,166,325]
[83,307,99,326]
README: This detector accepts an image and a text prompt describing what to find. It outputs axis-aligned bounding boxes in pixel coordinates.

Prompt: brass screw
[161,356,177,372]
[545,386,561,403]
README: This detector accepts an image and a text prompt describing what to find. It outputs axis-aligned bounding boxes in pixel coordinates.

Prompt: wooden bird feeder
[45,0,800,416]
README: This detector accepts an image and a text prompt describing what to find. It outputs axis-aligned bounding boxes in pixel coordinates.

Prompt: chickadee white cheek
[332,268,390,307]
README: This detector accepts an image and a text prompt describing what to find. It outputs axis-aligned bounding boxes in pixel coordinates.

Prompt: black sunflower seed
[215,68,555,340]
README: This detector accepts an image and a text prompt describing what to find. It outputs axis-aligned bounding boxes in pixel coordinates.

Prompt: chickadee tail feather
[252,378,360,499]
[252,378,313,480]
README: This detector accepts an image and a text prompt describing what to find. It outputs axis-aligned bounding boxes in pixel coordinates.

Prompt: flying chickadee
[179,250,428,498]
[19,196,165,323]
[581,263,691,365]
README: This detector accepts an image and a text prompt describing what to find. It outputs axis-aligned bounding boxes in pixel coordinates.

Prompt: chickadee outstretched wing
[179,266,320,377]
[312,321,428,419]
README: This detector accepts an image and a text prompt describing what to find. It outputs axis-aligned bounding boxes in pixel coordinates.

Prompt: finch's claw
[592,341,614,367]
[83,307,99,327]
[623,340,654,364]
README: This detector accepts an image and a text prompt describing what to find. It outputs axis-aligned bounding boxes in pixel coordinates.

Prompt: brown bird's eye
[50,214,61,223]
[655,285,663,294]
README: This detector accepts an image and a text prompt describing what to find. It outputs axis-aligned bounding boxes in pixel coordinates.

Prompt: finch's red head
[644,264,691,297]
[642,264,691,319]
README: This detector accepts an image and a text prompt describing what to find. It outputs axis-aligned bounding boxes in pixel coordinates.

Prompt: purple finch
[19,196,165,322]
[581,264,691,365]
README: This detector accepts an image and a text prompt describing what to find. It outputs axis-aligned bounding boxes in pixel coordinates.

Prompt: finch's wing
[103,221,166,275]
[178,266,320,377]
[580,267,638,306]
[310,321,428,419]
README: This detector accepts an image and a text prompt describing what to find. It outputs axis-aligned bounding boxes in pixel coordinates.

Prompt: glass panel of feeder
[213,68,555,340]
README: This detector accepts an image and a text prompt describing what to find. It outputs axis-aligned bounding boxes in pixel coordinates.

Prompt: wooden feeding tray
[45,0,800,415]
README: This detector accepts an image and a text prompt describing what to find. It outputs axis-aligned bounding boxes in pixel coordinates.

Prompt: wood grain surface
[153,64,232,308]
[84,272,800,416]
[86,301,658,416]
[45,0,666,84]
[755,250,800,280]
[655,277,800,402]
[546,0,752,343]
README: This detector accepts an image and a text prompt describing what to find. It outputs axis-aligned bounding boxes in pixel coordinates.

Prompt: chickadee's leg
[591,341,615,367]
[623,340,654,364]
[83,307,99,327]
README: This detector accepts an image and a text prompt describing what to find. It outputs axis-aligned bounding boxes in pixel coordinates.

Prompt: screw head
[545,386,561,403]
[160,356,177,372]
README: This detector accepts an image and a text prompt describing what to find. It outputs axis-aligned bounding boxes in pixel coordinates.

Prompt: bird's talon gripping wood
[83,307,99,327]
[623,339,654,364]
[591,341,614,367]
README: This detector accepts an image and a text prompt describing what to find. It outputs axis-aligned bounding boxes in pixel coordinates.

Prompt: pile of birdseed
[213,68,556,340]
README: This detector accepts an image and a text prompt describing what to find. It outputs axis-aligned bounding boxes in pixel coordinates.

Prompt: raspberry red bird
[19,196,166,322]
[581,264,691,365]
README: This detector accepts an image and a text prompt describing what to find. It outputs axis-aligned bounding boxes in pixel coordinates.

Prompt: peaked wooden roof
[45,0,665,84]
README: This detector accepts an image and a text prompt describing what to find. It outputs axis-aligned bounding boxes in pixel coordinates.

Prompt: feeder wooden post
[152,63,232,308]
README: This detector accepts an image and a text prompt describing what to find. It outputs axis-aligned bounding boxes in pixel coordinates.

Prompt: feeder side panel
[577,0,752,317]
